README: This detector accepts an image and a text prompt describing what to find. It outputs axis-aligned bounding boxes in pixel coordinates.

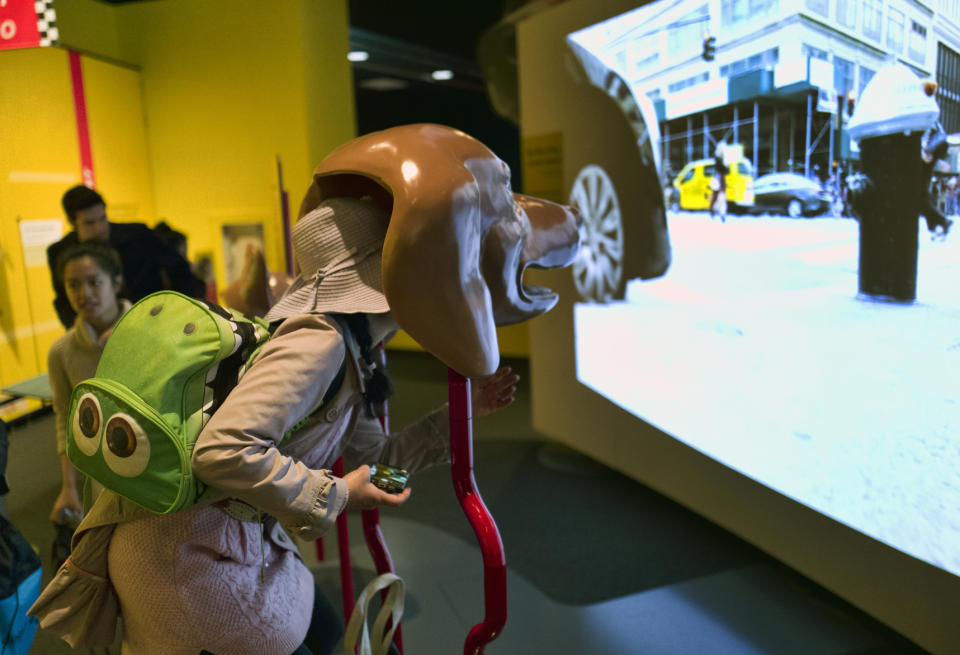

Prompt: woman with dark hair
[47,242,130,525]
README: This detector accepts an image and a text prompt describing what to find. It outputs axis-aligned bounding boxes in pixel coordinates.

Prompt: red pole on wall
[448,368,507,654]
[67,50,95,188]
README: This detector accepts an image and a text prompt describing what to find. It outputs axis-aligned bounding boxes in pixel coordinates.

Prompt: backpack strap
[281,361,346,441]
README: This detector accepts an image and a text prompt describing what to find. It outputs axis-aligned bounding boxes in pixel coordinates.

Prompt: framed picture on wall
[221,223,265,285]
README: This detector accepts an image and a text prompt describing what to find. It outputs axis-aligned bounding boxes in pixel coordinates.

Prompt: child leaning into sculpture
[30,124,582,655]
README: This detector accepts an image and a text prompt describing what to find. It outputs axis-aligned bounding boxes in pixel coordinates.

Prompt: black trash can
[855,132,923,302]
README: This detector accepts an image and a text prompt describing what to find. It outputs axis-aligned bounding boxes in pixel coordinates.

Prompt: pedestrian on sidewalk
[920,123,953,238]
[709,142,729,222]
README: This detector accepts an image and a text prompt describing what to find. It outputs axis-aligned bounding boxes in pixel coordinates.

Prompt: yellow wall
[1,0,355,391]
[388,324,530,359]
[1,0,525,392]
[0,47,153,390]
[110,0,356,286]
[83,56,156,223]
[0,48,77,388]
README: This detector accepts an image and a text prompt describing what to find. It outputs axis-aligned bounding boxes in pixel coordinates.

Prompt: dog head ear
[312,124,579,378]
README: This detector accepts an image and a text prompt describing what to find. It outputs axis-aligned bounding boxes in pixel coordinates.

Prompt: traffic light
[702,35,716,62]
[846,90,855,117]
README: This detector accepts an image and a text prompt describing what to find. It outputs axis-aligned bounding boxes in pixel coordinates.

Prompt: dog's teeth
[523,284,552,297]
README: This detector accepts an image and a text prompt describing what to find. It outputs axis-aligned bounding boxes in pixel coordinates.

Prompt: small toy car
[370,464,409,494]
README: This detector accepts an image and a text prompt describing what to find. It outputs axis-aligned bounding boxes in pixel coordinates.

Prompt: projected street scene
[567,1,960,580]
[575,212,960,578]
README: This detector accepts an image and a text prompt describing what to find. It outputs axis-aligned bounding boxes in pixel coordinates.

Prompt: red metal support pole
[333,456,355,620]
[360,346,404,653]
[361,508,403,653]
[448,368,507,654]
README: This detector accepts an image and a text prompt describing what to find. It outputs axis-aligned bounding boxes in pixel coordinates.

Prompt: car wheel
[787,198,803,218]
[556,63,669,303]
[570,164,624,303]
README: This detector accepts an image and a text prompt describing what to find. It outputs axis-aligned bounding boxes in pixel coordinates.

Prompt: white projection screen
[518,1,959,652]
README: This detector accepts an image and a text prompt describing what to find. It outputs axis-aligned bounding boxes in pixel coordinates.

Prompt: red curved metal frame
[448,368,507,654]
[325,357,506,655]
[328,344,404,654]
[332,456,355,620]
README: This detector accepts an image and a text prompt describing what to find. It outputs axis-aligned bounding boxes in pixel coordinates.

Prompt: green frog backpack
[65,291,275,514]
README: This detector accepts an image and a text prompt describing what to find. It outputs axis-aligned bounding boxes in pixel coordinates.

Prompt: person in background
[47,242,130,528]
[153,221,188,259]
[46,186,204,328]
[709,142,729,222]
[945,175,958,217]
[920,124,953,238]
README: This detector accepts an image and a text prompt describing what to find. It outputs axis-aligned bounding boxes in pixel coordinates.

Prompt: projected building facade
[572,0,960,181]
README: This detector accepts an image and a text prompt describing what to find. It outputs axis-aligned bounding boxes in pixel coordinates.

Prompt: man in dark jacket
[920,124,953,238]
[47,185,205,328]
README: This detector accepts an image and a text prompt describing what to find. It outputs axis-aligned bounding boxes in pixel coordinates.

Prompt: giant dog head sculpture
[306,123,581,377]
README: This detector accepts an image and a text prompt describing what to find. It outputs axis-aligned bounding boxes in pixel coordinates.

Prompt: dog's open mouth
[486,196,582,325]
[517,265,558,307]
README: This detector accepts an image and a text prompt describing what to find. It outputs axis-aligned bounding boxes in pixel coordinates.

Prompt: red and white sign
[0,0,57,52]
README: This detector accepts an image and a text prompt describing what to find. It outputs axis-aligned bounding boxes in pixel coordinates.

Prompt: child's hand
[472,366,519,418]
[50,485,83,525]
[344,465,411,510]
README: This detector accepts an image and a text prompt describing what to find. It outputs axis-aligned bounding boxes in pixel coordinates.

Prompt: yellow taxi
[672,149,755,212]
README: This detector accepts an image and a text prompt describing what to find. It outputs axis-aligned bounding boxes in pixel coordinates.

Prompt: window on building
[834,56,855,95]
[805,0,828,17]
[719,47,779,78]
[647,88,662,101]
[668,5,708,57]
[667,72,710,93]
[887,8,905,53]
[944,0,960,26]
[836,0,856,29]
[862,0,882,41]
[628,37,661,77]
[909,21,927,64]
[858,66,875,96]
[802,43,829,61]
[937,43,960,134]
[722,0,779,27]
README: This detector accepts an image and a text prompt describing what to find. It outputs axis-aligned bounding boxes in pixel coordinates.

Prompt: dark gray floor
[5,350,927,653]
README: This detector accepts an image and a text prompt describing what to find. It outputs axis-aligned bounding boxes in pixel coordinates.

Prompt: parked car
[750,172,830,217]
[671,157,755,212]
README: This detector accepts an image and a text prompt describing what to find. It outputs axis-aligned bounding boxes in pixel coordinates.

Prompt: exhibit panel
[518,1,959,652]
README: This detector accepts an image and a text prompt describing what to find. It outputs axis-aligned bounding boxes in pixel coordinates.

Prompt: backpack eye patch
[72,393,103,456]
[103,413,151,478]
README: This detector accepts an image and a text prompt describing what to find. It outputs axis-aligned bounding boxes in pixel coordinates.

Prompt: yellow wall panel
[82,55,155,225]
[53,0,124,63]
[387,323,530,361]
[0,48,78,388]
[112,0,355,290]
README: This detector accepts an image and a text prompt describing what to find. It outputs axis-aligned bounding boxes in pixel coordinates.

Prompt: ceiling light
[348,51,370,62]
[358,77,411,91]
[431,69,454,81]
